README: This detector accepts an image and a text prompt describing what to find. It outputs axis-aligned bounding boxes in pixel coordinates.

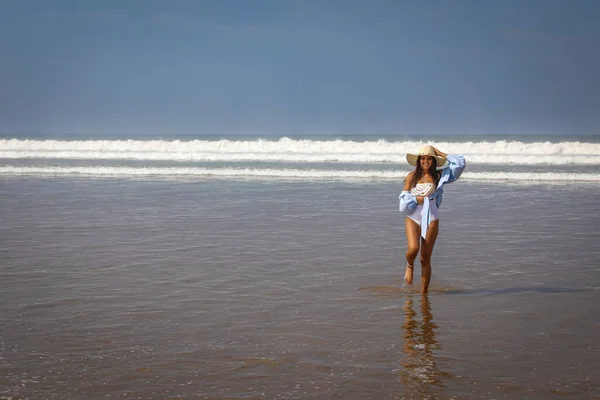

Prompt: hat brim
[406,154,447,169]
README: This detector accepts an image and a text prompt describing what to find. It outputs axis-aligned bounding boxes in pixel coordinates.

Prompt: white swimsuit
[407,183,439,226]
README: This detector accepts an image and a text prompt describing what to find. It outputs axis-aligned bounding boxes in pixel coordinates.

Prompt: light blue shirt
[399,155,467,238]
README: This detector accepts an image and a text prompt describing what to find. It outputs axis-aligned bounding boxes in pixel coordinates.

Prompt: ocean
[1,133,599,399]
[1,133,600,182]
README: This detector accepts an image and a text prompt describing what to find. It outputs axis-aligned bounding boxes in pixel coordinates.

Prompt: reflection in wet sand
[399,295,451,399]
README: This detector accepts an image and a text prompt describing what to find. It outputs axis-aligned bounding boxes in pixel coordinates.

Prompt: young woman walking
[399,145,466,293]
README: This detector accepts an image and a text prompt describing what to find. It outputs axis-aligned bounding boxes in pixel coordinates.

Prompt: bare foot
[404,264,414,285]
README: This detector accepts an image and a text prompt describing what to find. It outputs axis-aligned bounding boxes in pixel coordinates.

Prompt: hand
[431,146,447,157]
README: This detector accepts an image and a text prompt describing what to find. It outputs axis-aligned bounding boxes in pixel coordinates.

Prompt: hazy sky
[1,0,599,136]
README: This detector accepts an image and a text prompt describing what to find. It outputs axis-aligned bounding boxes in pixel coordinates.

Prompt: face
[419,155,434,171]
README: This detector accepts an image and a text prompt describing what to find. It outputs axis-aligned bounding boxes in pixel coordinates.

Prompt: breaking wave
[2,138,600,165]
[1,166,598,182]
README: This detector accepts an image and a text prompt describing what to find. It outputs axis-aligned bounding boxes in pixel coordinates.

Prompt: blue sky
[1,0,599,136]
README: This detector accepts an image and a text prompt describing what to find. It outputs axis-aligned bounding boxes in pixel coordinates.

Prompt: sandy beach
[1,178,599,399]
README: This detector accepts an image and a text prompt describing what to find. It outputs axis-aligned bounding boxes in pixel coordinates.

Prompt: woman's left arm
[431,146,447,158]
[442,154,466,184]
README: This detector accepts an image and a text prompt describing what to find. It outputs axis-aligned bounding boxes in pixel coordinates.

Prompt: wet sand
[1,178,599,399]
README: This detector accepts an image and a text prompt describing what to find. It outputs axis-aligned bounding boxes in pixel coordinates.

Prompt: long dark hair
[408,156,439,188]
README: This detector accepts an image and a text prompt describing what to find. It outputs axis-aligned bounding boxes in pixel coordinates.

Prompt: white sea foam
[1,138,600,165]
[1,166,598,182]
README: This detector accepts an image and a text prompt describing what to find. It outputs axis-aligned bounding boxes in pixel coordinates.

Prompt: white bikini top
[411,182,435,197]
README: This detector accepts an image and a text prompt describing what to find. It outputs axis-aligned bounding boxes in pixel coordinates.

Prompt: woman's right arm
[399,172,419,213]
[403,172,413,191]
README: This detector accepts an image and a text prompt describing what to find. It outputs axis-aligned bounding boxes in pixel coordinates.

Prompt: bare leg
[405,218,420,284]
[419,220,439,293]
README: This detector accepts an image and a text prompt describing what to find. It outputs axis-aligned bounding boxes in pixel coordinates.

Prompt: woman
[399,145,466,293]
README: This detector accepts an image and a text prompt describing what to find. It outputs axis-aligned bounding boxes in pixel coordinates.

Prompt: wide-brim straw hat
[406,145,447,169]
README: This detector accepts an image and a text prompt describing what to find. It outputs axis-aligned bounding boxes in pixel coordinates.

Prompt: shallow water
[1,178,599,399]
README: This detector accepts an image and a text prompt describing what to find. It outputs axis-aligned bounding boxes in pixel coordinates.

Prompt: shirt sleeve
[442,154,466,184]
[399,190,418,214]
